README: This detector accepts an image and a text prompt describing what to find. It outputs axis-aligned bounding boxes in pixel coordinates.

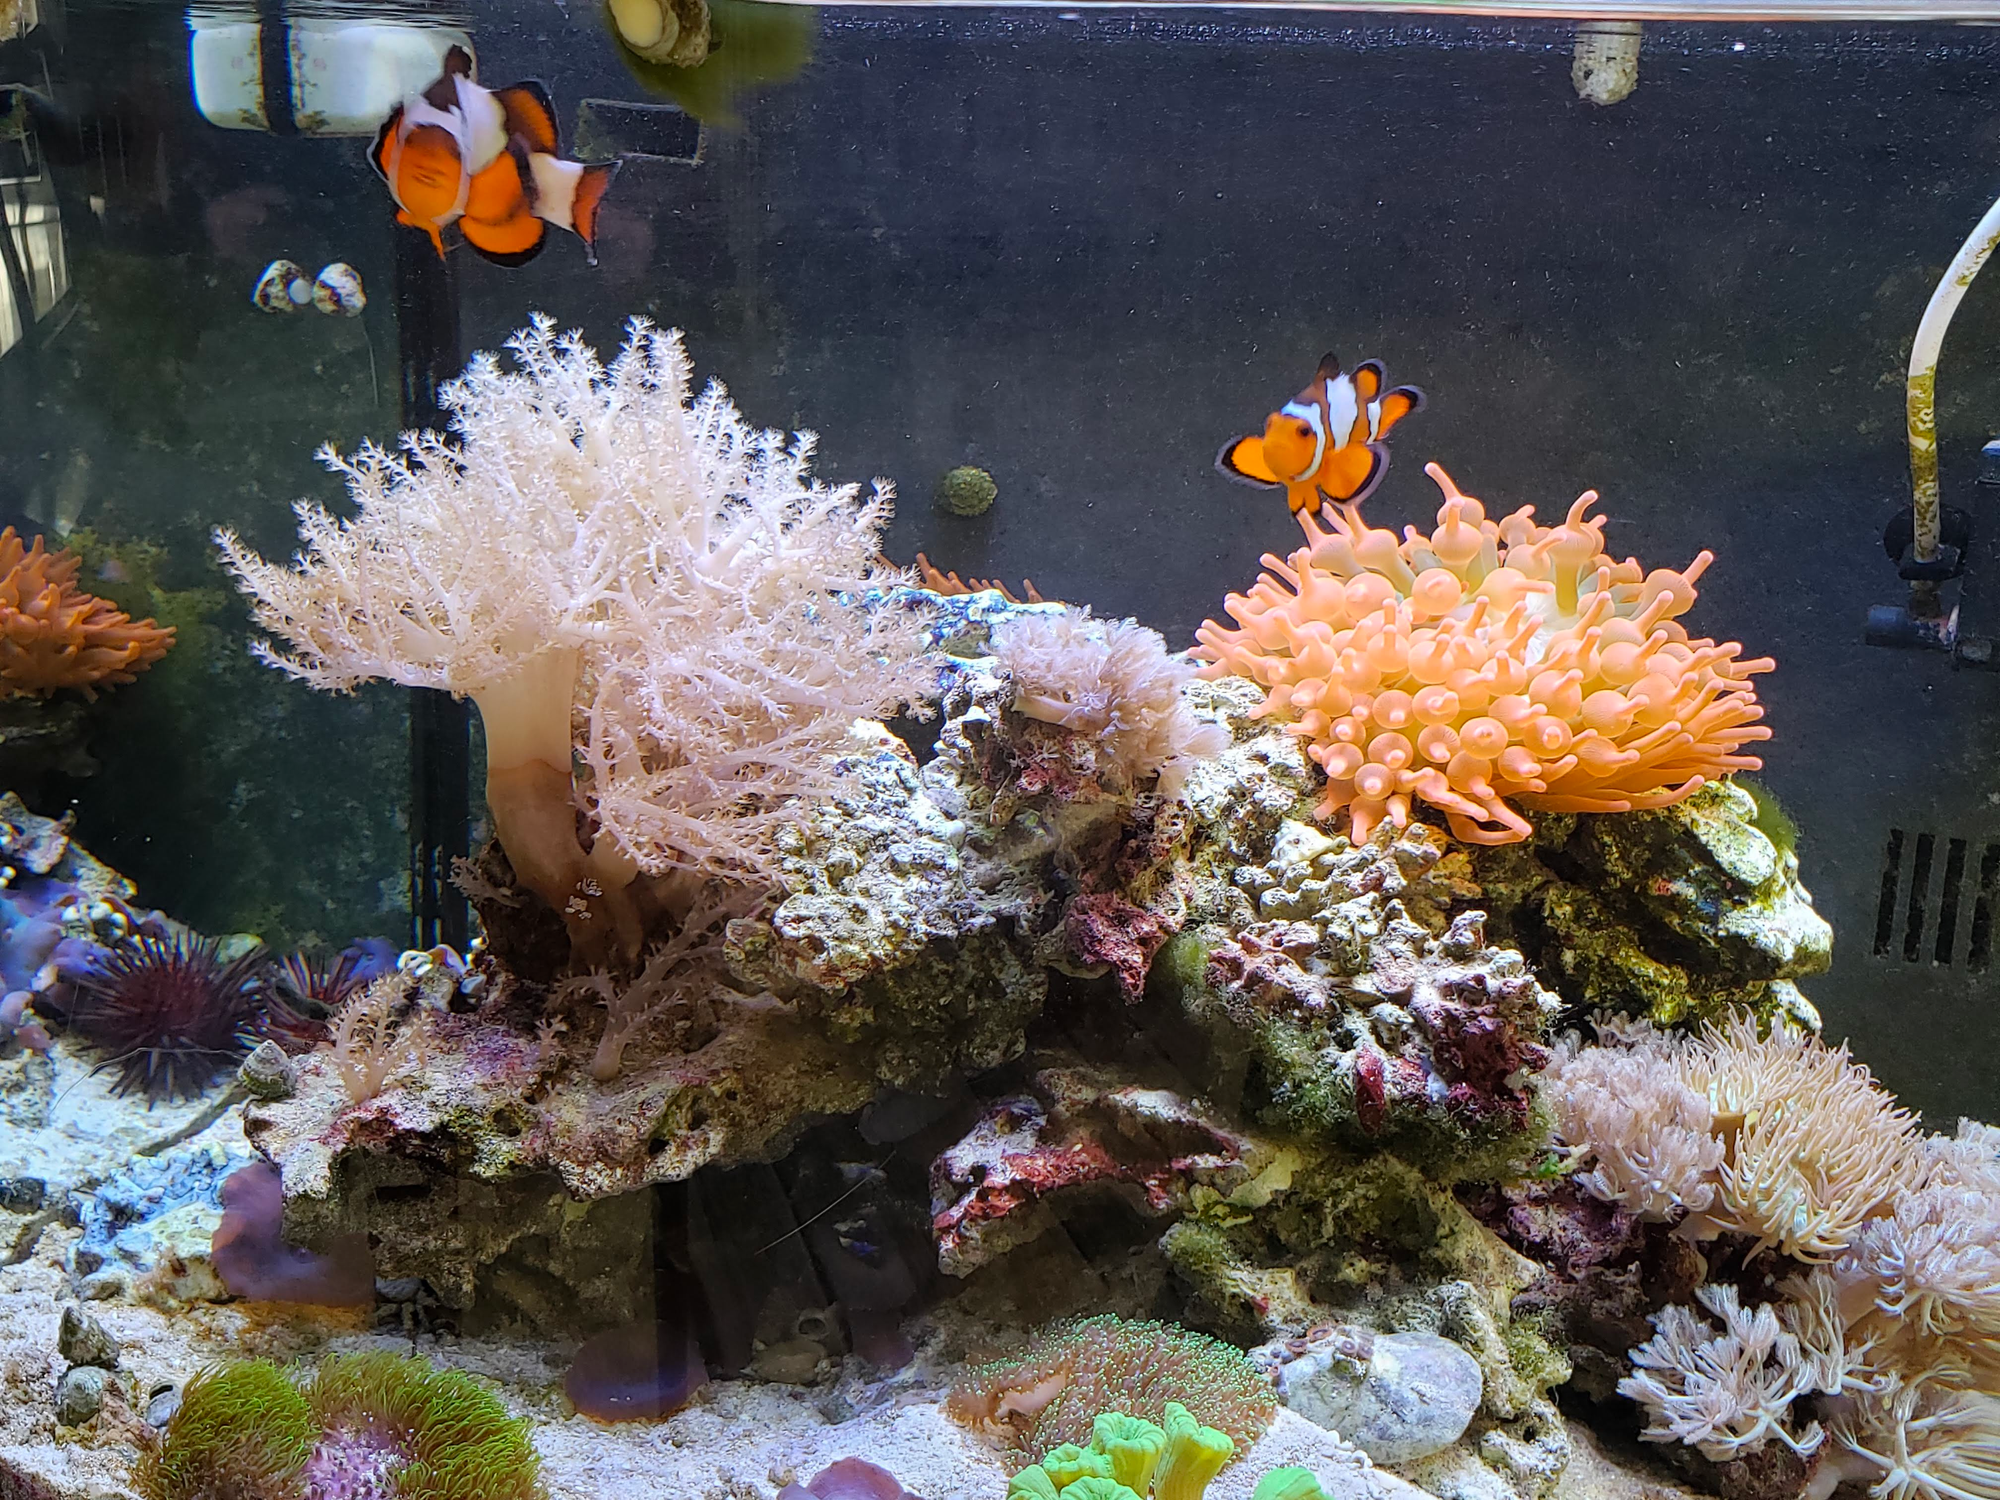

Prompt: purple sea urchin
[263,949,374,1052]
[65,933,270,1101]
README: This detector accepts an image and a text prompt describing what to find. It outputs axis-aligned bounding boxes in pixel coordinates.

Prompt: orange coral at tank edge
[0,528,175,698]
[1192,462,1772,847]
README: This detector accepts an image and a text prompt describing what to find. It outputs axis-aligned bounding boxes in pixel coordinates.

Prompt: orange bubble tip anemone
[1193,463,1773,847]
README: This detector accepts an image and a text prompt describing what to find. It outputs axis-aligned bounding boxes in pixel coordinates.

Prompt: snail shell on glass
[1572,20,1641,107]
[312,262,366,316]
[252,259,312,313]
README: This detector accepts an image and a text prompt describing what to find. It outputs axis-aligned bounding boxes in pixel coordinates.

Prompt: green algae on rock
[1465,780,1831,1028]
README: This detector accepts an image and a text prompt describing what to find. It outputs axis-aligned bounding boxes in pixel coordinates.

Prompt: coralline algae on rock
[929,1063,1293,1275]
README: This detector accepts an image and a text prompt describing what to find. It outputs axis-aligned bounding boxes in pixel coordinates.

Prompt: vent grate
[1874,826,2000,970]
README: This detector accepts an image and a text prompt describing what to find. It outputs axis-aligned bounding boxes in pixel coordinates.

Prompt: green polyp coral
[137,1359,314,1500]
[137,1352,543,1500]
[1063,1480,1142,1500]
[1092,1412,1167,1493]
[1155,1403,1234,1500]
[1012,1410,1350,1500]
[1018,1407,1231,1500]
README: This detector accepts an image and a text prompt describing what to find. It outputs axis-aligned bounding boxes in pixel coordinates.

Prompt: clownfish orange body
[1218,355,1425,520]
[371,46,620,266]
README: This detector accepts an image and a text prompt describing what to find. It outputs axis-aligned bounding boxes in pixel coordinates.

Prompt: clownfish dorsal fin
[1350,359,1385,403]
[495,82,560,155]
[421,47,475,111]
[369,106,403,181]
[1315,352,1343,384]
[1217,435,1282,489]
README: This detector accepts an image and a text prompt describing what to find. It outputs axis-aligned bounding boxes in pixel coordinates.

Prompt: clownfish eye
[1295,420,1314,438]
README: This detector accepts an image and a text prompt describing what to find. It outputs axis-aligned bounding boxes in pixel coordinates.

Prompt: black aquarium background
[4,0,1999,1119]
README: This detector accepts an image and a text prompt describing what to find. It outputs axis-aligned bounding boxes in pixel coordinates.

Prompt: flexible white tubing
[1908,190,2000,562]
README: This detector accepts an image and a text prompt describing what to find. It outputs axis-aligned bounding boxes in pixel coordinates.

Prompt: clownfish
[371,46,619,266]
[1217,354,1425,518]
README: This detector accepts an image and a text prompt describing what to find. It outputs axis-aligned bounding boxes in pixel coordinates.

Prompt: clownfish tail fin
[571,160,621,264]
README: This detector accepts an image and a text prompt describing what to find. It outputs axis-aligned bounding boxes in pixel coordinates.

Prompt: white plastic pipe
[1908,189,2000,563]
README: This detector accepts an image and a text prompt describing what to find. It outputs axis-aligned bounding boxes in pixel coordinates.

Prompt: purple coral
[780,1459,919,1500]
[564,1318,708,1422]
[211,1162,374,1306]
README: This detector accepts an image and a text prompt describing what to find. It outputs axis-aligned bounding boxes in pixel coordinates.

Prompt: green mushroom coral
[1013,1410,1333,1500]
[136,1351,544,1500]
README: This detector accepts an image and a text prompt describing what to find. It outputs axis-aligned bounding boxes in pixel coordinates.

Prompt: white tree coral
[989,608,1228,797]
[218,317,933,962]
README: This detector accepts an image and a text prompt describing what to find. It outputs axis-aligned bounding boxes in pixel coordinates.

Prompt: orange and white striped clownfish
[370,46,620,267]
[1217,354,1425,519]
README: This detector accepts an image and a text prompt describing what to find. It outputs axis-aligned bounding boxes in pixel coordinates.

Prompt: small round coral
[945,1315,1276,1459]
[64,933,270,1101]
[937,465,999,516]
[139,1353,543,1500]
[1194,463,1772,845]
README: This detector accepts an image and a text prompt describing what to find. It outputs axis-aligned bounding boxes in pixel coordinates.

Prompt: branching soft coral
[1193,462,1771,845]
[1695,1012,1919,1262]
[218,317,933,963]
[0,527,173,698]
[1543,1026,1723,1222]
[1620,1284,1835,1461]
[990,609,1228,798]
